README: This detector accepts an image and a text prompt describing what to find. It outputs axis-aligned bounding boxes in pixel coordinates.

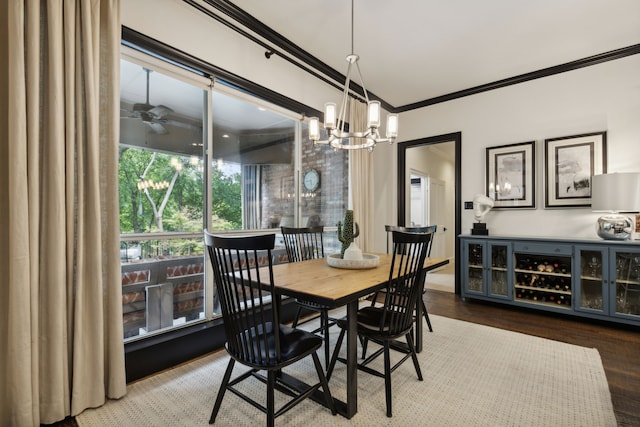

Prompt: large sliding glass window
[119,54,208,340]
[119,49,349,339]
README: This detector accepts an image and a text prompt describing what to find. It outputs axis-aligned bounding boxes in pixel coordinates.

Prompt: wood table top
[266,254,449,308]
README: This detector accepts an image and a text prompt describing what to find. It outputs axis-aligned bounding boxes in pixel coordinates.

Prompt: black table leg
[344,300,358,418]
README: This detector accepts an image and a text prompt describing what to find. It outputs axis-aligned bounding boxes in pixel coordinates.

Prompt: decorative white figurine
[472,194,494,235]
[473,194,494,222]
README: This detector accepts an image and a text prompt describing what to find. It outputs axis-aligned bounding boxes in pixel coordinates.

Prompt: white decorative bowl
[326,253,380,269]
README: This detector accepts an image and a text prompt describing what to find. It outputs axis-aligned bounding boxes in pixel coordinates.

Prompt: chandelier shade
[309,0,398,152]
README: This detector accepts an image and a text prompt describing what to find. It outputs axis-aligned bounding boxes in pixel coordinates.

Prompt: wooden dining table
[264,253,449,419]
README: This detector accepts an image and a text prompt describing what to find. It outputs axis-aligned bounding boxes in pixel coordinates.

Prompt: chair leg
[292,305,303,328]
[322,311,330,368]
[361,337,369,359]
[384,341,392,418]
[422,299,433,332]
[406,332,423,381]
[209,358,235,424]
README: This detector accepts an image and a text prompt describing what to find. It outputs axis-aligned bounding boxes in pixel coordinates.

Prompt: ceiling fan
[122,68,175,135]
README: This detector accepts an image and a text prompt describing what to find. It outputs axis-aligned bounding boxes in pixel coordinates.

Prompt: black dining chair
[280,226,335,367]
[361,225,437,359]
[384,225,437,333]
[327,230,432,417]
[205,231,335,426]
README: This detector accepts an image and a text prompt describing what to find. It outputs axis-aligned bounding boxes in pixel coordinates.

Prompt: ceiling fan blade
[148,105,173,119]
[144,121,169,135]
[162,119,201,131]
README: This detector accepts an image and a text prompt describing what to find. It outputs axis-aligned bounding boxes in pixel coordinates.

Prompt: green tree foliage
[119,147,241,234]
[210,167,242,229]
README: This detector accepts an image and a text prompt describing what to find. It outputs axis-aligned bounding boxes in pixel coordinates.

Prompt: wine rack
[514,254,572,309]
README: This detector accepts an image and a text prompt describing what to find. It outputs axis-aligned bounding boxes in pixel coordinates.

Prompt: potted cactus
[337,210,360,258]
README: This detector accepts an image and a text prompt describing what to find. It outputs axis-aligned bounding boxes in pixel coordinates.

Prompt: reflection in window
[119,58,206,340]
[210,91,348,241]
[211,90,297,231]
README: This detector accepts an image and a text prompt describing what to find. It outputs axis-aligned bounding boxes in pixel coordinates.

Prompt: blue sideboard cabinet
[460,235,640,327]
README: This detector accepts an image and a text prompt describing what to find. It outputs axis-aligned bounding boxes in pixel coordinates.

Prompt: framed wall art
[544,131,606,208]
[485,141,536,208]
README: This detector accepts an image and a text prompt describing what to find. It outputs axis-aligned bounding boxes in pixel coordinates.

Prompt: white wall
[389,54,640,241]
[124,0,640,243]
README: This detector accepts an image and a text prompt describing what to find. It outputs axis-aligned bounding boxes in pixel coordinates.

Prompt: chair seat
[336,306,410,337]
[232,322,323,367]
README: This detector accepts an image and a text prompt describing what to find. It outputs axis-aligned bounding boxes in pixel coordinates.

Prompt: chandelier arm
[352,60,370,104]
[337,60,354,134]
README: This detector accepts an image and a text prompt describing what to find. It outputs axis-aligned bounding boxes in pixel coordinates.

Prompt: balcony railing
[120,230,341,341]
[121,232,205,340]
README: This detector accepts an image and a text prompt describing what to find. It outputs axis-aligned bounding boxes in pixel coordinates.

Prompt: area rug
[77,314,616,426]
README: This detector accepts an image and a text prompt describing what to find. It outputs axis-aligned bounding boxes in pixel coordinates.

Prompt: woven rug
[77,314,616,426]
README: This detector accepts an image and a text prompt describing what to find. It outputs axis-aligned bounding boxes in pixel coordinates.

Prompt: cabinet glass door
[611,250,640,320]
[489,243,509,298]
[575,247,607,314]
[464,242,485,295]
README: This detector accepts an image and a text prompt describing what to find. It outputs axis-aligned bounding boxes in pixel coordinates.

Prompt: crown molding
[174,2,640,114]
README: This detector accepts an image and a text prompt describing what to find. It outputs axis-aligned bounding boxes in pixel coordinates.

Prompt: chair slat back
[281,226,325,263]
[385,224,437,255]
[381,230,433,335]
[205,231,280,365]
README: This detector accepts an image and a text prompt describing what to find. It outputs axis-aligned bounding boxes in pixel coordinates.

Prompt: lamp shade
[386,114,398,138]
[309,117,320,141]
[367,101,380,128]
[324,103,337,130]
[591,173,640,212]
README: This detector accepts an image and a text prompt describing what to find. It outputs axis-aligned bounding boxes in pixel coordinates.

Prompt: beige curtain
[349,99,374,252]
[1,1,126,425]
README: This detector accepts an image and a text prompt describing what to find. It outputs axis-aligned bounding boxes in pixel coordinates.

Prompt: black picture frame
[544,131,607,208]
[485,141,536,209]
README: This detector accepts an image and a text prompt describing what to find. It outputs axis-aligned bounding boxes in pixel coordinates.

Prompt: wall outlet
[464,201,473,209]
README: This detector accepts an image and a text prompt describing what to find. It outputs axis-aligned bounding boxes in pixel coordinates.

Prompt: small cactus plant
[337,209,360,258]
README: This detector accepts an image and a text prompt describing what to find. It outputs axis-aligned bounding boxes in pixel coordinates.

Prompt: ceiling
[226,0,640,109]
[119,0,638,159]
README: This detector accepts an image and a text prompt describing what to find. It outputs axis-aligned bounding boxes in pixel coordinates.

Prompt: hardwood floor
[46,289,639,426]
[425,289,640,427]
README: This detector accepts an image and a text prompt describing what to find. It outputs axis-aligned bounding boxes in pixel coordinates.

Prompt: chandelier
[308,0,398,152]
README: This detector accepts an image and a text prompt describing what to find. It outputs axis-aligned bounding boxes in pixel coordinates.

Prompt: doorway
[398,132,461,294]
[410,173,447,259]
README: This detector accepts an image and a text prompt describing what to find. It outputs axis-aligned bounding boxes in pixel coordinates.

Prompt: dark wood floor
[45,289,639,427]
[425,289,640,427]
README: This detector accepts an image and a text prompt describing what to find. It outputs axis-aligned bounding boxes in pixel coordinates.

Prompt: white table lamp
[591,173,640,240]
